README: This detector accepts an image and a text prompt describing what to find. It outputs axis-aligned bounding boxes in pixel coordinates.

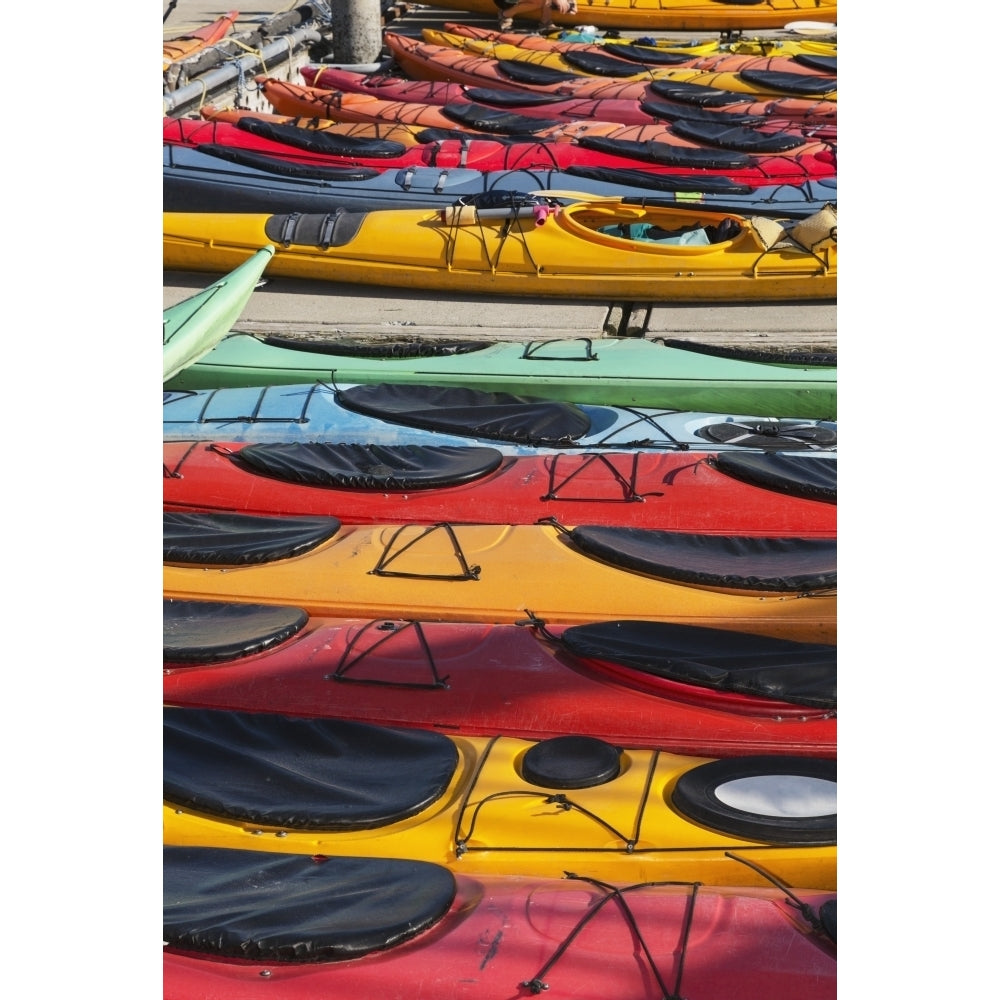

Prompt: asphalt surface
[162,0,837,348]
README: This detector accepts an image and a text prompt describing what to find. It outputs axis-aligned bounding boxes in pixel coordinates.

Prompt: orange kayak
[164,10,238,70]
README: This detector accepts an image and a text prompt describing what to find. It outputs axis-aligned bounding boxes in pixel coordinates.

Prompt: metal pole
[329,0,383,64]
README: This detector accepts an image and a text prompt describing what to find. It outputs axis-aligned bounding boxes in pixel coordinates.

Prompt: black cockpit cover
[164,598,309,664]
[441,103,563,134]
[560,620,835,708]
[665,118,806,154]
[710,453,838,504]
[164,847,457,961]
[738,68,837,97]
[567,526,836,592]
[336,383,592,445]
[577,133,752,169]
[164,708,459,829]
[234,443,505,490]
[235,116,409,158]
[163,511,342,565]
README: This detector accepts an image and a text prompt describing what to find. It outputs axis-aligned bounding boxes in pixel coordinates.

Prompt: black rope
[369,522,481,580]
[326,619,450,689]
[163,0,178,25]
[522,873,701,998]
[541,452,660,503]
[723,851,835,941]
[455,790,635,857]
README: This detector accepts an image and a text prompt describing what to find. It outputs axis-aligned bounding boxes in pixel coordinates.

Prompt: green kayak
[163,246,274,383]
[164,333,836,418]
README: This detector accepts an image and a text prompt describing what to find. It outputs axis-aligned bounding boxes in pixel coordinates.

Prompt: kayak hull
[162,247,273,382]
[163,441,838,534]
[163,198,837,303]
[164,608,837,757]
[164,853,836,1000]
[165,330,836,416]
[162,518,837,642]
[164,710,837,886]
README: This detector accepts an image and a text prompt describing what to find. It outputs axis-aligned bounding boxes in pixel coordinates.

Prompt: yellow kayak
[164,707,837,888]
[163,196,836,303]
[423,29,838,99]
[163,513,836,643]
[415,0,837,33]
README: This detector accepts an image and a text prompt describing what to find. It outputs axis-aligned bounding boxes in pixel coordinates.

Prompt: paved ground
[163,1,836,349]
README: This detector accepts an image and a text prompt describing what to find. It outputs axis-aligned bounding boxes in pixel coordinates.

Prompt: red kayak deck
[163,442,836,536]
[164,607,836,758]
[165,850,836,1000]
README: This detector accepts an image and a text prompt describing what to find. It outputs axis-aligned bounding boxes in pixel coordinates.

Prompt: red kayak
[164,601,836,758]
[300,64,836,141]
[164,113,836,182]
[164,847,836,1000]
[385,32,838,122]
[163,441,837,536]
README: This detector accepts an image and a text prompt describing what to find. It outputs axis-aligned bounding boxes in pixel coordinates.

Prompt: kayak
[384,33,838,120]
[444,20,837,60]
[421,28,836,84]
[165,331,837,417]
[199,107,432,145]
[163,142,838,220]
[162,511,837,641]
[163,10,238,70]
[257,78,630,139]
[411,0,838,31]
[162,195,837,303]
[162,381,839,451]
[163,600,836,756]
[162,440,838,532]
[164,116,838,184]
[164,847,837,1000]
[163,707,837,885]
[385,32,837,101]
[162,247,273,382]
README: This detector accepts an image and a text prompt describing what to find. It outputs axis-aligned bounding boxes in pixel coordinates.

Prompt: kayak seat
[260,334,496,358]
[658,338,837,367]
[577,133,752,169]
[164,708,460,830]
[195,143,382,181]
[559,620,836,709]
[264,210,367,249]
[708,453,838,505]
[440,103,564,135]
[566,525,837,592]
[234,116,409,158]
[738,68,837,97]
[336,383,593,447]
[696,419,836,449]
[233,442,506,490]
[164,511,343,565]
[164,598,309,664]
[165,847,457,961]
